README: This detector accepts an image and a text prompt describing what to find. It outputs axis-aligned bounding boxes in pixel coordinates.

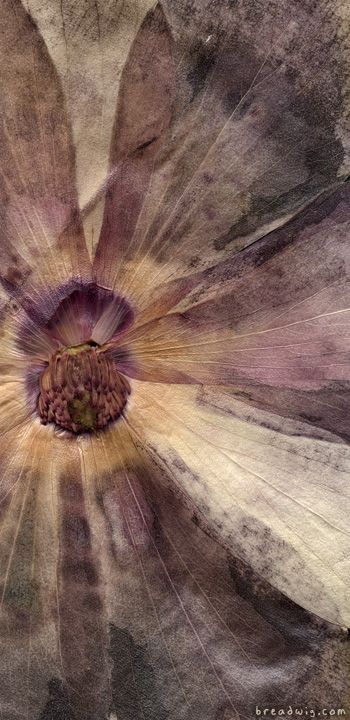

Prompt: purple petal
[0,0,91,305]
[92,0,350,311]
[93,4,175,287]
[120,184,350,439]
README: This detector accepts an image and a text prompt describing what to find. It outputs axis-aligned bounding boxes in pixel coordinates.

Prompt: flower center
[38,342,130,433]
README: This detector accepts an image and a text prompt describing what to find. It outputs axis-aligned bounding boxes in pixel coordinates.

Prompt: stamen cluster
[38,343,130,433]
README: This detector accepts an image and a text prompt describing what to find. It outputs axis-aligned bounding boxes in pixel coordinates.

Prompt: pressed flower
[0,1,350,718]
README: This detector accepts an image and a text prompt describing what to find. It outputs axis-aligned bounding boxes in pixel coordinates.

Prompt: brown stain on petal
[57,468,110,718]
[0,470,42,636]
[136,0,347,278]
[98,456,350,718]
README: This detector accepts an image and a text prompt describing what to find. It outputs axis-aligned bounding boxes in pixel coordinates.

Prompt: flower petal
[76,427,350,717]
[0,430,111,719]
[0,421,348,716]
[0,0,90,303]
[95,0,350,310]
[93,3,175,286]
[128,381,350,627]
[0,300,37,430]
[0,425,61,718]
[28,0,157,240]
[120,183,350,439]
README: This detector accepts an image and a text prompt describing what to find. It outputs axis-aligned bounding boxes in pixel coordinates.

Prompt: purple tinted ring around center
[18,281,134,356]
[18,282,134,430]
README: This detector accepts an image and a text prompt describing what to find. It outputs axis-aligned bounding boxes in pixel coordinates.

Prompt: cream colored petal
[0,302,36,433]
[27,0,157,257]
[128,381,350,627]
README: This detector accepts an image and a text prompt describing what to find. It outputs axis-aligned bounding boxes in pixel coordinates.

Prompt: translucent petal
[129,381,350,627]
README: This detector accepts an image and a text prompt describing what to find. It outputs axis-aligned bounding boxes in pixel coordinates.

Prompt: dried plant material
[0,1,349,718]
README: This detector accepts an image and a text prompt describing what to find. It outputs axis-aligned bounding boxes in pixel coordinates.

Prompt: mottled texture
[0,0,349,718]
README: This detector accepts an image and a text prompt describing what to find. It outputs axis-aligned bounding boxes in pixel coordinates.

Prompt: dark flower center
[38,342,130,433]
